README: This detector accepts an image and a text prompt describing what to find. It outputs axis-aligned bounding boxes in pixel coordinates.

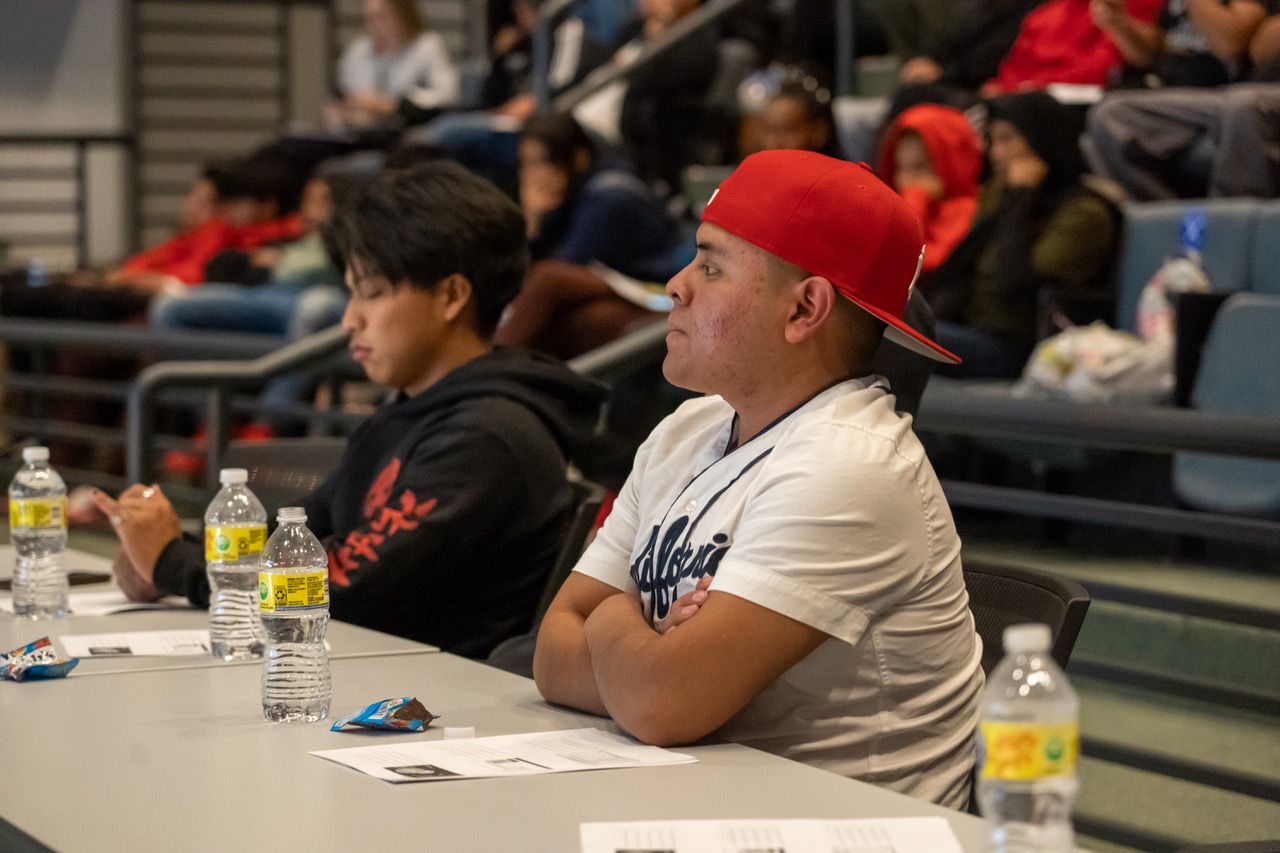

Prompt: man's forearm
[582,598,678,743]
[1106,15,1164,68]
[533,610,609,716]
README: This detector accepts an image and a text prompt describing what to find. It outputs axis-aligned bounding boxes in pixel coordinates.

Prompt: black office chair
[486,477,606,678]
[871,288,938,419]
[221,437,347,513]
[963,560,1091,676]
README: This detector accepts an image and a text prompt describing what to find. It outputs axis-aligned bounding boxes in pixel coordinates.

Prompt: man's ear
[436,273,474,323]
[783,276,837,344]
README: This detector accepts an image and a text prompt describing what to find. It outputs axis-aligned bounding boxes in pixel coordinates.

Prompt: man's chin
[660,357,701,394]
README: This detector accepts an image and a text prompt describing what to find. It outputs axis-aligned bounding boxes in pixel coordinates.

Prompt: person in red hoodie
[876,104,983,272]
[984,0,1163,95]
[0,158,302,321]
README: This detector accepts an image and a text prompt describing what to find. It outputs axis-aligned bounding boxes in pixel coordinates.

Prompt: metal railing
[126,324,354,486]
[915,378,1280,548]
[0,134,137,267]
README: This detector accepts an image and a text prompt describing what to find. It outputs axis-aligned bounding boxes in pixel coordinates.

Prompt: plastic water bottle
[977,623,1079,852]
[259,507,330,723]
[9,447,68,619]
[204,468,267,660]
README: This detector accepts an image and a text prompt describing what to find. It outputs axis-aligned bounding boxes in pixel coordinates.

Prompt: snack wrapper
[1,637,80,681]
[330,697,437,732]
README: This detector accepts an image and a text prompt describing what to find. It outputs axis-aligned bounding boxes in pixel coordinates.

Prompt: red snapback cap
[701,149,959,363]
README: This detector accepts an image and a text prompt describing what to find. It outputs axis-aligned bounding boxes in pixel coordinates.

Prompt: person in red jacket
[876,104,983,272]
[0,159,301,321]
[984,0,1163,95]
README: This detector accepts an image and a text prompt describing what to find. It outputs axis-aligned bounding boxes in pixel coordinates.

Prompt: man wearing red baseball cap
[534,150,983,808]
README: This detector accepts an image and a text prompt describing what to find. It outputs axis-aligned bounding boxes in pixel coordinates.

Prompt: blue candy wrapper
[330,697,436,732]
[1,637,80,681]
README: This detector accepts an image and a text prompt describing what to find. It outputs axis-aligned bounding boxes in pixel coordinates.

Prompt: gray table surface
[1,651,990,852]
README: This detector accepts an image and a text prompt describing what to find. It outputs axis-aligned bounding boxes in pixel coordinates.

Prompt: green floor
[964,531,1280,852]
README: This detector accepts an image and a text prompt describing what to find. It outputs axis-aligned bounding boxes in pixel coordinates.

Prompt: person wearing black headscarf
[919,91,1121,378]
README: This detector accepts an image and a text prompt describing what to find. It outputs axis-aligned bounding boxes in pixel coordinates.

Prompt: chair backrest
[962,560,1090,676]
[1173,292,1280,516]
[1249,200,1280,296]
[1115,199,1257,332]
[535,477,607,622]
[871,288,938,418]
[221,437,347,515]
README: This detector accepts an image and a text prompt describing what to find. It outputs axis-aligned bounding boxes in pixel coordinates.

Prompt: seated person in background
[329,0,460,130]
[982,0,1163,95]
[921,91,1121,379]
[876,103,983,272]
[739,72,841,159]
[1086,0,1279,199]
[94,162,607,659]
[533,150,984,809]
[493,112,693,359]
[149,175,347,339]
[0,158,300,322]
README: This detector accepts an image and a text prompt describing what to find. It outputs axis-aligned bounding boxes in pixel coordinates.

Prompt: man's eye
[702,264,719,277]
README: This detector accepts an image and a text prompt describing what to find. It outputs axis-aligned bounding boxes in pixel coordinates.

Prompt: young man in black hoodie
[93,161,606,659]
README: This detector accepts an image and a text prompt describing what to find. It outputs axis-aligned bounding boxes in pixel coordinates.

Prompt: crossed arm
[1187,0,1268,63]
[533,572,826,746]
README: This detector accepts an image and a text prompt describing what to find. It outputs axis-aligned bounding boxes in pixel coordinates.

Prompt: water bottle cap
[219,468,249,485]
[277,506,307,524]
[1003,623,1052,655]
[21,446,49,463]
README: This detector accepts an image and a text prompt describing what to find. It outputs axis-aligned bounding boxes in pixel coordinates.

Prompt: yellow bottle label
[258,570,329,613]
[979,722,1078,781]
[9,497,68,530]
[204,525,267,562]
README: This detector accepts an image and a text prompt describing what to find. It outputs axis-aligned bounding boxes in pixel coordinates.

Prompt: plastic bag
[1015,321,1174,404]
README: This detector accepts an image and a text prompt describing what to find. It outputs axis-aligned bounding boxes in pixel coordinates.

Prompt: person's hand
[1091,0,1125,30]
[898,173,946,201]
[655,575,712,635]
[1006,152,1049,188]
[899,57,943,84]
[979,80,1004,99]
[110,549,163,603]
[346,91,397,116]
[494,93,537,122]
[250,246,284,268]
[491,24,523,56]
[89,484,182,591]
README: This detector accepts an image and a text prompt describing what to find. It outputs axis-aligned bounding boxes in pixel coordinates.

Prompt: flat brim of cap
[847,293,961,364]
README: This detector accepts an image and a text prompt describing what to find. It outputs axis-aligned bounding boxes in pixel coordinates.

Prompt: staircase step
[1075,756,1280,850]
[1076,675,1280,797]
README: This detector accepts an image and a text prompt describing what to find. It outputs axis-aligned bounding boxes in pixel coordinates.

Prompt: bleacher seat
[1173,293,1280,517]
[1248,200,1280,297]
[1115,200,1257,332]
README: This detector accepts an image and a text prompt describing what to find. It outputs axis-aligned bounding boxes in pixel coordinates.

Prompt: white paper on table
[59,629,211,657]
[312,727,696,783]
[579,817,962,853]
[68,590,192,616]
[0,590,192,616]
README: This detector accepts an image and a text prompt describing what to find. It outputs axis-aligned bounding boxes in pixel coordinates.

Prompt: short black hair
[330,161,528,336]
[201,157,290,206]
[520,112,596,174]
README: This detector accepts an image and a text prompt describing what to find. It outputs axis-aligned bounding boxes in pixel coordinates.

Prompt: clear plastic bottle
[204,468,268,660]
[977,623,1080,853]
[9,446,68,619]
[258,507,330,723]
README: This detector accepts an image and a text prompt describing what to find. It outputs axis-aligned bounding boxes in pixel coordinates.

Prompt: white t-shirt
[338,32,460,110]
[574,377,984,809]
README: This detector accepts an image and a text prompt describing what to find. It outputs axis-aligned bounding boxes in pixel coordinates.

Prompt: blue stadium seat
[1173,293,1280,516]
[1248,200,1280,297]
[1115,200,1258,332]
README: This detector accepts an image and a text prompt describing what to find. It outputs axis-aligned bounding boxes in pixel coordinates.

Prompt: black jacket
[154,349,606,659]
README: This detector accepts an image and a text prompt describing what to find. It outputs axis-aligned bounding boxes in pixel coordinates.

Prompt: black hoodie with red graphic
[152,348,607,658]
